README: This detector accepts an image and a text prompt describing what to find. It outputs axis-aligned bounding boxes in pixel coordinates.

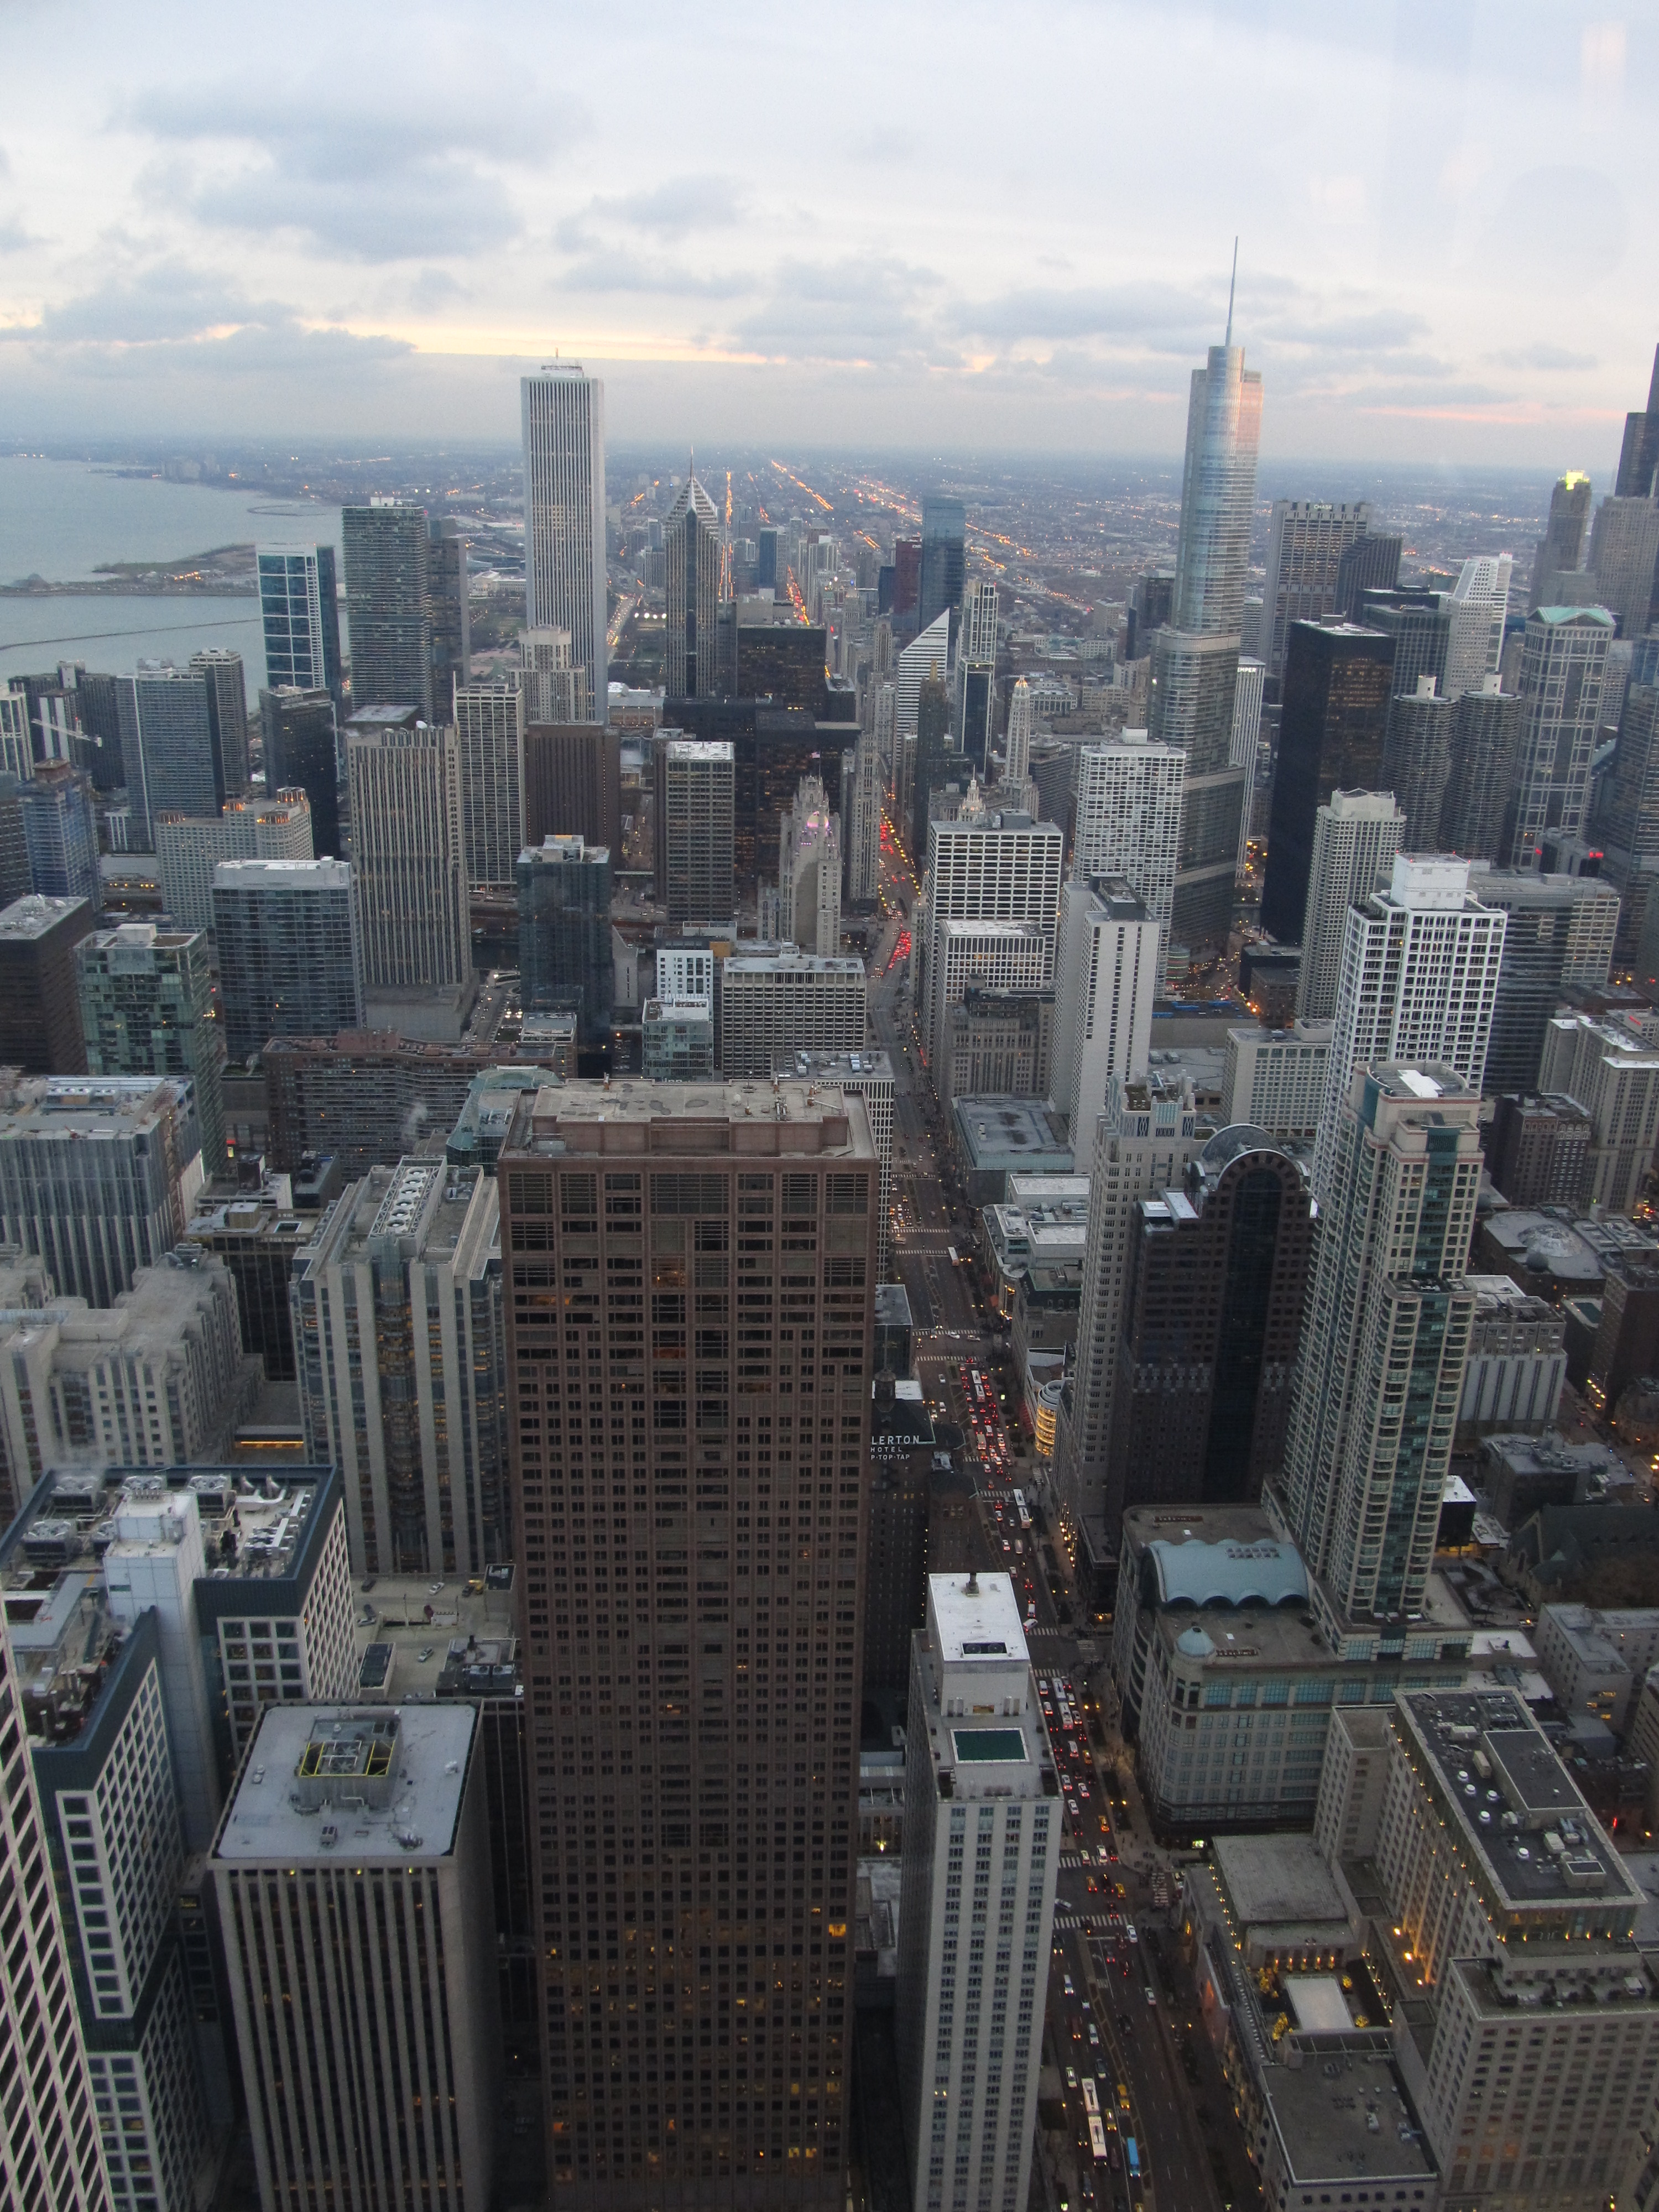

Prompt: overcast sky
[0,1,1651,468]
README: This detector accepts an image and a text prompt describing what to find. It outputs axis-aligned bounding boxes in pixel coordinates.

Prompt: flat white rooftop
[928,1571,1029,1667]
[215,1703,476,1866]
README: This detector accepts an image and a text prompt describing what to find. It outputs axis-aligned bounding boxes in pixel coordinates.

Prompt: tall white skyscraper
[1443,552,1514,698]
[1277,1062,1482,1648]
[665,471,722,698]
[1003,676,1032,786]
[895,609,953,739]
[1312,855,1506,1203]
[452,678,525,891]
[521,366,607,721]
[346,721,471,1001]
[1050,878,1159,1134]
[1148,329,1264,958]
[0,1610,112,2211]
[896,1573,1058,2212]
[1070,732,1185,969]
[1508,605,1616,866]
[918,800,1064,1066]
[1295,790,1406,1021]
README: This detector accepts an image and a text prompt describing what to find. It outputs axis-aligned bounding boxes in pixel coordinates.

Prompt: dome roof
[1176,1626,1216,1658]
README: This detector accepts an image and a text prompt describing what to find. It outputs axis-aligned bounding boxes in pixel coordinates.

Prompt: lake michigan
[0,457,344,695]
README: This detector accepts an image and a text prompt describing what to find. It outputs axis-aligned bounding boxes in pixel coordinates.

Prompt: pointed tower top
[1225,237,1239,348]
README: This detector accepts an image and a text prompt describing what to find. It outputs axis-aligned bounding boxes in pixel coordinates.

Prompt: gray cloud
[592,174,748,239]
[555,253,755,300]
[3,264,410,368]
[732,257,943,363]
[1492,342,1598,372]
[948,280,1219,351]
[1262,307,1431,353]
[124,90,577,262]
[0,220,39,253]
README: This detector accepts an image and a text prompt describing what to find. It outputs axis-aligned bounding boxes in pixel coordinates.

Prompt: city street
[869,817,1253,2212]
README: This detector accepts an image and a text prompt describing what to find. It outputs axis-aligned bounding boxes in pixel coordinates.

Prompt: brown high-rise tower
[499,1076,878,2204]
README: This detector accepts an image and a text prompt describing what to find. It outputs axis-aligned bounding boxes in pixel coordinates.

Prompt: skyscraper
[1260,621,1394,945]
[522,626,591,724]
[1437,677,1525,862]
[0,1074,201,1307]
[1052,1072,1207,1579]
[257,544,342,698]
[778,774,842,955]
[918,800,1064,1067]
[342,502,433,717]
[919,495,966,636]
[117,667,218,841]
[846,728,883,904]
[1333,530,1402,618]
[1528,473,1594,611]
[1050,877,1159,1133]
[291,1157,505,1574]
[1379,676,1452,847]
[1103,1126,1313,1527]
[258,686,342,855]
[453,677,525,891]
[895,1574,1059,2212]
[1148,327,1262,959]
[909,677,953,865]
[427,513,471,700]
[1258,499,1372,680]
[346,719,470,1001]
[1614,340,1659,498]
[518,835,614,1044]
[0,892,92,1074]
[215,1703,500,2212]
[1070,732,1185,971]
[0,1606,115,2212]
[718,952,869,1076]
[1228,654,1265,878]
[76,922,227,1171]
[1464,865,1620,1093]
[658,737,735,927]
[154,787,314,935]
[1360,586,1451,700]
[1588,494,1659,638]
[666,472,722,699]
[211,858,363,1061]
[188,648,250,799]
[954,577,998,774]
[1442,553,1514,698]
[1295,791,1405,1021]
[523,367,608,719]
[524,718,621,855]
[498,1076,878,2201]
[1507,606,1615,865]
[1002,676,1032,787]
[15,764,98,906]
[1277,1063,1481,1642]
[1312,856,1506,1203]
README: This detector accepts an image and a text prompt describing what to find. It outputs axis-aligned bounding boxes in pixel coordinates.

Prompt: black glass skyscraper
[342,504,433,718]
[918,495,966,636]
[1260,621,1395,943]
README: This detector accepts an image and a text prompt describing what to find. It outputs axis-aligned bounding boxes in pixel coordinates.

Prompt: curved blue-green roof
[1148,1536,1308,1610]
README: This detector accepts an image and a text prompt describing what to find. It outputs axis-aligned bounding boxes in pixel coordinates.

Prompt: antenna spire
[1225,237,1238,348]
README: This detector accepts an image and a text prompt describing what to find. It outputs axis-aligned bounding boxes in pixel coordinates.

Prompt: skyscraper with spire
[666,467,722,700]
[1148,251,1263,966]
